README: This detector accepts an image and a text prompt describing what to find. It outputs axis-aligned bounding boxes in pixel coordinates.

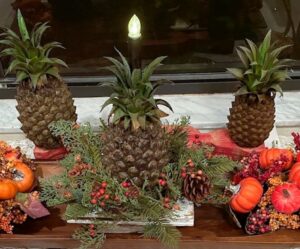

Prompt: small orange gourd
[0,179,18,200]
[13,162,35,193]
[259,148,294,170]
[289,162,300,187]
[230,177,263,213]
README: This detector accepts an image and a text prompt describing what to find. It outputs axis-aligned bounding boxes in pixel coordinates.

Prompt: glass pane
[0,0,300,75]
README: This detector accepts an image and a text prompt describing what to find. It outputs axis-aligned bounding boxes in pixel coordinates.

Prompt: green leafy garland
[41,118,237,248]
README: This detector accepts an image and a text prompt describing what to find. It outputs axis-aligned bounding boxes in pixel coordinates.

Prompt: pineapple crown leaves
[101,48,173,130]
[0,9,67,89]
[227,30,293,97]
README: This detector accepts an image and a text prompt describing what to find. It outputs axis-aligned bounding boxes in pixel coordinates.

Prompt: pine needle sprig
[64,203,90,220]
[73,225,106,249]
[206,156,238,187]
[144,222,181,249]
[40,174,72,206]
[49,120,102,168]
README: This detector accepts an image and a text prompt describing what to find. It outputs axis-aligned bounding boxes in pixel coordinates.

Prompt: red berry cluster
[158,173,167,187]
[181,159,203,179]
[233,152,287,184]
[246,209,271,235]
[162,196,180,210]
[90,182,110,208]
[292,132,300,152]
[89,224,96,238]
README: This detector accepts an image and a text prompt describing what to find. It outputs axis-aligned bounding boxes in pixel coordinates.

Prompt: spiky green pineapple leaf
[142,56,167,82]
[103,50,172,130]
[229,30,292,96]
[245,39,257,61]
[17,9,29,41]
[234,85,249,96]
[236,49,248,68]
[269,84,283,96]
[227,68,243,80]
[0,10,67,89]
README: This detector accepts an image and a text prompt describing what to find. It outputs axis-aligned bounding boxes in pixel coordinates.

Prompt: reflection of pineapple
[227,31,291,147]
[0,10,76,149]
[101,50,172,187]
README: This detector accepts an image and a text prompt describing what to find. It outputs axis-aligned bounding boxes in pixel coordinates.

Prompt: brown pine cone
[183,172,211,204]
[126,186,140,198]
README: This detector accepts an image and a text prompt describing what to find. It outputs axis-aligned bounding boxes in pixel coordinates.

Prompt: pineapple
[0,10,77,149]
[101,50,172,187]
[227,30,292,147]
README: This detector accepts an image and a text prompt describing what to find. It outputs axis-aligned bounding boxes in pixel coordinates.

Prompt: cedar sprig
[73,224,107,249]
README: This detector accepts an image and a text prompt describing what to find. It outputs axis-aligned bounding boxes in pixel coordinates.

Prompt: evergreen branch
[73,225,106,249]
[40,174,71,206]
[206,156,238,188]
[138,195,171,221]
[64,203,90,220]
[144,222,181,249]
[49,120,102,168]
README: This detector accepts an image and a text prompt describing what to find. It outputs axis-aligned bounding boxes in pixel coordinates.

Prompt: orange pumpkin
[259,148,294,170]
[0,179,18,200]
[230,177,263,213]
[12,162,35,193]
[289,162,300,187]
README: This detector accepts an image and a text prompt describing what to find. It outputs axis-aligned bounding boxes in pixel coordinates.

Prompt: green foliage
[41,120,238,249]
[64,203,90,220]
[73,225,106,249]
[144,222,181,249]
[101,49,173,130]
[49,121,102,167]
[0,10,67,89]
[166,116,189,163]
[227,30,293,96]
[179,145,238,202]
[40,174,72,206]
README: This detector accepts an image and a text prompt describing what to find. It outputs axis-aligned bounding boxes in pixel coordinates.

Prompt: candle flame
[128,14,141,39]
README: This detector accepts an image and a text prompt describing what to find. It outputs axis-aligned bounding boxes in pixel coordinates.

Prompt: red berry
[164,197,170,203]
[159,180,166,186]
[125,192,130,197]
[100,202,105,207]
[164,203,170,209]
[187,159,192,163]
[191,173,196,178]
[91,192,96,197]
[173,204,180,210]
[99,189,105,195]
[197,170,203,175]
[90,231,96,237]
[101,182,107,188]
[90,199,97,204]
[189,162,195,167]
[122,182,128,188]
[89,224,95,229]
[104,194,110,200]
[181,172,187,178]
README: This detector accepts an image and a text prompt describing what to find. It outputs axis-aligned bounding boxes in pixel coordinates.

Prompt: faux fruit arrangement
[228,133,300,235]
[0,141,48,233]
[227,30,292,148]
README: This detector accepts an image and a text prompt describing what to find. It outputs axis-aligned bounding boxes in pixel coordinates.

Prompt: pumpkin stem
[227,184,241,195]
[282,189,290,198]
